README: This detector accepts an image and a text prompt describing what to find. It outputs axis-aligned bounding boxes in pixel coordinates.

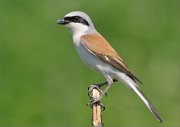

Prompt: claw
[87,98,105,111]
[88,85,103,98]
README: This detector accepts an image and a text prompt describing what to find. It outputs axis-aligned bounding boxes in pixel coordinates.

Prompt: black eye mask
[64,16,90,26]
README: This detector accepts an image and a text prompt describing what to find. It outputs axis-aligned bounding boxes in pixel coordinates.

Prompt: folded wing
[81,34,141,83]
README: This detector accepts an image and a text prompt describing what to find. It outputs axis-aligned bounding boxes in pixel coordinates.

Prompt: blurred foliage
[0,0,179,127]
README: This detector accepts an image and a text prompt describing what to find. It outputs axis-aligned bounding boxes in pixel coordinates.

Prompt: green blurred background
[0,0,179,126]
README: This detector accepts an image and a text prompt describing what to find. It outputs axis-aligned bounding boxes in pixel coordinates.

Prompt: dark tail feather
[126,79,163,123]
[136,86,163,123]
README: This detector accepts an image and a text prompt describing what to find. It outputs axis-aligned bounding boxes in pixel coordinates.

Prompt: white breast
[73,33,101,71]
[72,33,117,78]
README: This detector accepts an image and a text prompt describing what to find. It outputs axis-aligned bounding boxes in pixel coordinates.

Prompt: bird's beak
[57,18,69,25]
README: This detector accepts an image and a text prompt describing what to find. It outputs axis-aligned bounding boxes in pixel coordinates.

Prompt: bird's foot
[88,84,107,98]
[88,85,106,110]
[88,85,103,98]
[87,98,105,111]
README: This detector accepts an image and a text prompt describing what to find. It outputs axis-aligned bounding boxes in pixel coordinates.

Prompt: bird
[57,11,162,123]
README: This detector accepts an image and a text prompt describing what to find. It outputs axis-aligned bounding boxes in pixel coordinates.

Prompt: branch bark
[89,86,103,127]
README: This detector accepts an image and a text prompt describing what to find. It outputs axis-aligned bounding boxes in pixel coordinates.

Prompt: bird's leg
[88,79,117,96]
[91,83,113,104]
[88,84,106,110]
[88,84,113,110]
[88,79,117,109]
[88,79,117,98]
[88,81,108,97]
[88,81,109,110]
[96,79,117,88]
[96,81,108,88]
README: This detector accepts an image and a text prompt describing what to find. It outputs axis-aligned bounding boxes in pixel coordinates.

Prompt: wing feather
[81,34,142,83]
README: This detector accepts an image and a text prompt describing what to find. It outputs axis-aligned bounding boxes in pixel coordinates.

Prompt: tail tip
[158,117,163,123]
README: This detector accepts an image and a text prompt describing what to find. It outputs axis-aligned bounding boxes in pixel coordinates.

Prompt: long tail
[118,74,163,123]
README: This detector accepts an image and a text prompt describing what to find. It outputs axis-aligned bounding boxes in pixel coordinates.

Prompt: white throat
[66,22,89,36]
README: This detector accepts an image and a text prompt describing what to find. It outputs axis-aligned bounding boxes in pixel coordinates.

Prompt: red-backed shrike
[57,11,162,122]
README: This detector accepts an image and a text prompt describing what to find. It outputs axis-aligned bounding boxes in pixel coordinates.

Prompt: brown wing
[81,33,142,83]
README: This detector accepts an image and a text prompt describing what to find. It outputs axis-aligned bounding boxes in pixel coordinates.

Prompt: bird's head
[57,11,95,35]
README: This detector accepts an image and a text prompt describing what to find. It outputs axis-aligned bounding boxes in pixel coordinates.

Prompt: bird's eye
[73,16,79,22]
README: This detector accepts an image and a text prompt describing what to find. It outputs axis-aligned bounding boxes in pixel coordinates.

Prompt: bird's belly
[75,43,101,70]
[74,42,117,77]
